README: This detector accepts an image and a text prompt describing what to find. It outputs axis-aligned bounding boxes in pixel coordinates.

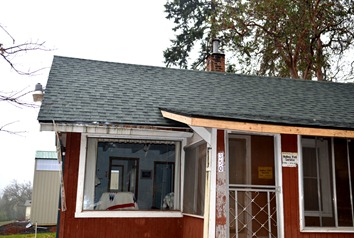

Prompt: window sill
[301,227,354,233]
[182,213,204,219]
[75,210,183,218]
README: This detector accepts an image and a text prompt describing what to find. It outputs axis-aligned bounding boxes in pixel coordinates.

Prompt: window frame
[108,158,124,192]
[299,135,354,233]
[301,138,333,218]
[36,159,60,171]
[75,132,186,218]
[183,140,207,217]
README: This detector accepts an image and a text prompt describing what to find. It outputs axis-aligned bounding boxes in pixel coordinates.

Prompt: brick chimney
[206,39,225,72]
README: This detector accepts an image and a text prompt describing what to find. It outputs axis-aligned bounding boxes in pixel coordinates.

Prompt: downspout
[56,153,64,238]
[55,133,65,238]
[203,146,212,238]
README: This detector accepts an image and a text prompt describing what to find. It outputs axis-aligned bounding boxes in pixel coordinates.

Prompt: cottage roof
[35,151,57,160]
[38,56,354,130]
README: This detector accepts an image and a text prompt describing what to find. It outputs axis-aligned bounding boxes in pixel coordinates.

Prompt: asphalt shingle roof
[38,56,354,130]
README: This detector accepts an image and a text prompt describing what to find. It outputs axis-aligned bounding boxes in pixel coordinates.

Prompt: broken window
[82,138,180,212]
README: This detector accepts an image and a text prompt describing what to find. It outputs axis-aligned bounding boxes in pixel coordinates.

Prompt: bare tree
[0,87,38,107]
[0,25,48,75]
[0,24,49,134]
[0,180,32,221]
[0,87,38,134]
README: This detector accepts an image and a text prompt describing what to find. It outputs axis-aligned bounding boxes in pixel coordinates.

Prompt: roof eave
[161,110,354,138]
[39,122,193,138]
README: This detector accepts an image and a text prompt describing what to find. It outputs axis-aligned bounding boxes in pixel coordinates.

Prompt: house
[24,200,31,220]
[37,46,354,237]
[30,151,60,226]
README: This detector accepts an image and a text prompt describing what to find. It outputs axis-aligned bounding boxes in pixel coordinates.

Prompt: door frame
[226,132,284,238]
[227,135,252,237]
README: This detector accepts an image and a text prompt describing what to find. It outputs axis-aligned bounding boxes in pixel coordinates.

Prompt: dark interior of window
[183,142,206,216]
[83,139,177,211]
[302,137,354,228]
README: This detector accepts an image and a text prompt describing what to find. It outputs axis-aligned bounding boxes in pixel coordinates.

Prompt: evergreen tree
[164,0,354,81]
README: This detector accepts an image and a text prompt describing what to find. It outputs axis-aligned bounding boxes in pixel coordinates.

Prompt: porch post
[215,129,227,237]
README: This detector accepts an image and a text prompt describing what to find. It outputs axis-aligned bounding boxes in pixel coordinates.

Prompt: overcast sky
[0,0,176,191]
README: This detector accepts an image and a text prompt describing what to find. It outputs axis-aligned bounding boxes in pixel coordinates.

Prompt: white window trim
[75,131,188,218]
[298,135,354,233]
[301,138,332,217]
[274,134,285,238]
[182,213,204,219]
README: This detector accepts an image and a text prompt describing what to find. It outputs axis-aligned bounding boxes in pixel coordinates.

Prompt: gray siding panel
[31,169,60,226]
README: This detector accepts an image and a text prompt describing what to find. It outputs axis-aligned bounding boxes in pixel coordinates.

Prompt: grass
[0,233,56,238]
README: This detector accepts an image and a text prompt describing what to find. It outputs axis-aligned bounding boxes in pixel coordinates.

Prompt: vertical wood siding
[182,215,203,238]
[281,134,353,238]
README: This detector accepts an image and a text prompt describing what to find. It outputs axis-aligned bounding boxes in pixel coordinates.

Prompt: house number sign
[218,152,224,172]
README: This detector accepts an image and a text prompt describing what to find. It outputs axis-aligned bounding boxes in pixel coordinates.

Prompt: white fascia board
[39,123,193,138]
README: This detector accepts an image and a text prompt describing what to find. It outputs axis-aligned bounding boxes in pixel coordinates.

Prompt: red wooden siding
[182,215,203,238]
[281,134,300,238]
[58,132,190,238]
[281,134,353,238]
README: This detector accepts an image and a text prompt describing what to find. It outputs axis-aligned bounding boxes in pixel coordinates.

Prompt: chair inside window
[96,192,138,210]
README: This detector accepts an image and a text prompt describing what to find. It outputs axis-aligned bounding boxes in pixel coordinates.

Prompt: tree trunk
[316,38,324,81]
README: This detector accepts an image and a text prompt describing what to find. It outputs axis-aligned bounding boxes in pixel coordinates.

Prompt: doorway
[228,135,278,238]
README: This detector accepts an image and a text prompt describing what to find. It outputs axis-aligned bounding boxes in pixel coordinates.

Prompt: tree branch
[0,87,39,108]
[0,41,50,75]
[0,121,27,135]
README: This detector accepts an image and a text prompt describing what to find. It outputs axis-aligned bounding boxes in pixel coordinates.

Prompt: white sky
[0,0,176,191]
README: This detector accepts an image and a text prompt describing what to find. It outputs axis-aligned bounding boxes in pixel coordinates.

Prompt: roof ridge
[53,55,353,85]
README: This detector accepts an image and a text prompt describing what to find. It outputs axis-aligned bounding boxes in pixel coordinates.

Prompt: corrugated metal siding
[31,168,60,226]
